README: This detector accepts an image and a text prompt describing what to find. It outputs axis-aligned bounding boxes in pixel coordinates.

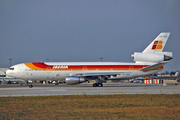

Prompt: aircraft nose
[6,70,13,77]
[6,70,9,76]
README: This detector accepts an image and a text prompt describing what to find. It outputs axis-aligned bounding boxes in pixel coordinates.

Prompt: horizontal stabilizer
[140,61,169,71]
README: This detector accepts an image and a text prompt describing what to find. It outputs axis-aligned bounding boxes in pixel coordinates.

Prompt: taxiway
[0,83,179,97]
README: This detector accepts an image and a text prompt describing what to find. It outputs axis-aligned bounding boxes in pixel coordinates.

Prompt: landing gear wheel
[29,85,33,88]
[93,83,103,87]
[93,83,97,87]
[98,83,103,87]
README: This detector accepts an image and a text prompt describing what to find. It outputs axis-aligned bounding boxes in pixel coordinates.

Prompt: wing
[82,72,123,77]
[78,72,129,80]
[139,61,169,71]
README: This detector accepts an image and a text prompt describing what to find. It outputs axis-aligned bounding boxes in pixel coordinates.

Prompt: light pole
[47,59,49,62]
[9,59,12,67]
[99,57,103,62]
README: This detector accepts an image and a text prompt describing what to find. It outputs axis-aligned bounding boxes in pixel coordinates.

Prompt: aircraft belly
[25,71,68,81]
[20,69,161,81]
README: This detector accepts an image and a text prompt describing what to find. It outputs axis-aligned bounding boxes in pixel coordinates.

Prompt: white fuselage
[6,62,161,81]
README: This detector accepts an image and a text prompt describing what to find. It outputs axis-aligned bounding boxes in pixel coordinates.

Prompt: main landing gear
[92,77,104,87]
[93,83,103,87]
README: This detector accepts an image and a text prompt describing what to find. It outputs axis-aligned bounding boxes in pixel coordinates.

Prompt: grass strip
[0,94,180,120]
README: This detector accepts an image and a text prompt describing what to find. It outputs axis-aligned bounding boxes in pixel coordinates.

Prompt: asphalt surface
[0,83,179,97]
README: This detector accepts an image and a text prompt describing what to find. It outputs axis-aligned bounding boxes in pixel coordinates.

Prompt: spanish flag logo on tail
[152,40,163,50]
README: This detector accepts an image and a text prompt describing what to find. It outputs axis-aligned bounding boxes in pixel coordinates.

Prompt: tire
[93,83,97,87]
[98,83,103,87]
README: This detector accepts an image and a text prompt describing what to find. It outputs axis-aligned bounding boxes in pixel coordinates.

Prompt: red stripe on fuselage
[30,62,151,70]
[67,65,148,69]
[32,62,53,69]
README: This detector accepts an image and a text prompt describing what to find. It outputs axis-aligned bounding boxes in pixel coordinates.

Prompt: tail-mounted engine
[131,52,172,63]
[66,76,86,85]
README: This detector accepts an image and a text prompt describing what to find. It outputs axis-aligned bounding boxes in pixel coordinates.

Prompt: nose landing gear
[29,83,33,88]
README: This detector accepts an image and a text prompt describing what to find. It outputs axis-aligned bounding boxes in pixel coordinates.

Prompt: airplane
[6,32,173,88]
[157,71,180,80]
[145,71,180,80]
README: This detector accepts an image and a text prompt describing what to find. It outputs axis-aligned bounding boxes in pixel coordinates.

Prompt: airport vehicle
[0,77,25,84]
[6,33,172,88]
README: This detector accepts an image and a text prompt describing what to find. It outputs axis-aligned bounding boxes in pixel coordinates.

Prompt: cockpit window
[9,67,14,70]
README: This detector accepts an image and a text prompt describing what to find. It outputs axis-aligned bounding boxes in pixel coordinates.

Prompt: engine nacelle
[65,76,86,85]
[155,52,173,58]
[131,52,172,63]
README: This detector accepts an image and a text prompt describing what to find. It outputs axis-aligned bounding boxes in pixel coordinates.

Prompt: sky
[0,0,180,72]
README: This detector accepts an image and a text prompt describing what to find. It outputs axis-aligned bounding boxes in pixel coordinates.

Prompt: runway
[0,83,179,97]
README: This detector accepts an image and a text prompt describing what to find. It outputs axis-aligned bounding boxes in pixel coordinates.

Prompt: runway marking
[0,88,49,90]
[42,89,67,91]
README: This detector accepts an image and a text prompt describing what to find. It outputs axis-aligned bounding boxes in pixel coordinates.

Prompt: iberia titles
[53,65,68,69]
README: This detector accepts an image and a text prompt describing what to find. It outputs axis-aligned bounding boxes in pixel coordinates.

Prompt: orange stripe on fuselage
[24,63,43,69]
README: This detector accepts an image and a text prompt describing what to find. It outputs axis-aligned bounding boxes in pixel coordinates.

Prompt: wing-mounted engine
[66,76,86,85]
[131,52,172,63]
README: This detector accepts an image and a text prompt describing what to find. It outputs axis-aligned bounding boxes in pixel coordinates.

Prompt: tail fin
[143,32,170,53]
[175,71,180,78]
[132,32,172,63]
